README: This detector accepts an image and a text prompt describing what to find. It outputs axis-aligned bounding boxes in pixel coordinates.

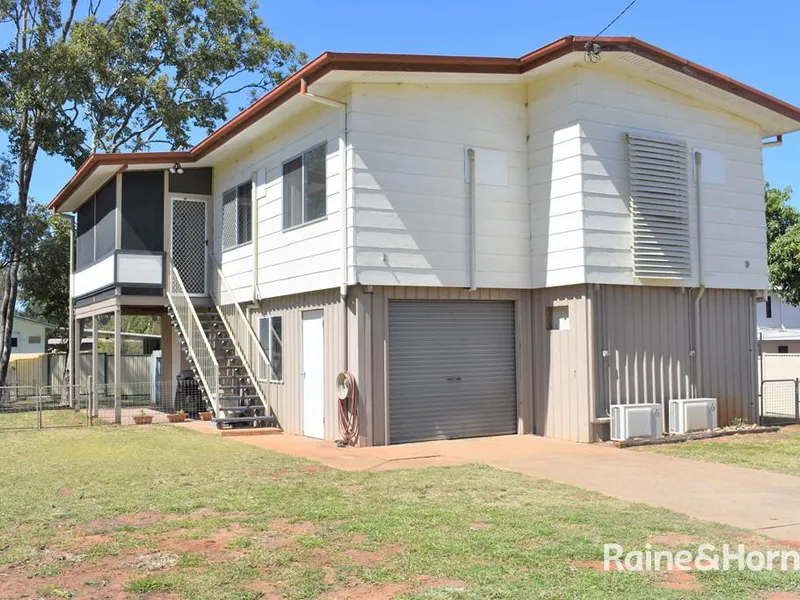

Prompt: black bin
[175,369,204,416]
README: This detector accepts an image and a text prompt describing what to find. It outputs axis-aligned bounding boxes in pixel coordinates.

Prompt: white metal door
[171,197,208,296]
[302,310,325,439]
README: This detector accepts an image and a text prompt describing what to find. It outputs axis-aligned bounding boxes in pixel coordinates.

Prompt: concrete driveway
[179,422,800,542]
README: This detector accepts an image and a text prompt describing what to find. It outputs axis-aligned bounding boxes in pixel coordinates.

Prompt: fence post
[795,379,799,423]
[36,392,42,430]
[88,375,93,426]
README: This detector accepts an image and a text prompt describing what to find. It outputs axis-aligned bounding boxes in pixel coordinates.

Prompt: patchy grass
[0,408,89,430]
[638,425,800,476]
[0,426,799,599]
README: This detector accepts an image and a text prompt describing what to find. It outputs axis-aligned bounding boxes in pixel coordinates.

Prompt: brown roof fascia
[50,36,800,211]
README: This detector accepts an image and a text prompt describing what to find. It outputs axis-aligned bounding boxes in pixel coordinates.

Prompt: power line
[585,0,642,62]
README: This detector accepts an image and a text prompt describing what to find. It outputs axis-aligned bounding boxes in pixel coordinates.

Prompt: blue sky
[31,0,800,205]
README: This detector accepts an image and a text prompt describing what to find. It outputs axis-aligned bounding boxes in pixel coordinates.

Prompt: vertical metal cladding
[594,285,757,429]
[698,288,758,425]
[257,288,344,440]
[594,285,693,417]
[531,286,593,443]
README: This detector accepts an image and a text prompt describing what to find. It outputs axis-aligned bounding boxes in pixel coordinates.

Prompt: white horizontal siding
[213,99,347,301]
[350,83,530,289]
[527,70,587,288]
[574,65,767,289]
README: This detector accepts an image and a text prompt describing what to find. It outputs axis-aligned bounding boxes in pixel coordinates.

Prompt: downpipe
[299,79,357,444]
[693,151,705,397]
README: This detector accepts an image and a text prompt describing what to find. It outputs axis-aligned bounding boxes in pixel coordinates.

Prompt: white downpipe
[467,148,477,291]
[300,79,349,373]
[693,151,706,398]
[252,171,259,306]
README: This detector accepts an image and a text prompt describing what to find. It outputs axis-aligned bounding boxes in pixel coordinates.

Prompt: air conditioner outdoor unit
[610,403,663,442]
[669,398,717,434]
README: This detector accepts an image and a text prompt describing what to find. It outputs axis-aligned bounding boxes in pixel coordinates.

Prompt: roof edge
[50,36,800,211]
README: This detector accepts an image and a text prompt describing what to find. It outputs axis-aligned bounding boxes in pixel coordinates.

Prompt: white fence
[759,353,800,422]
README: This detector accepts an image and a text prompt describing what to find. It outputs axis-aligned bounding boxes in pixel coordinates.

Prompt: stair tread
[213,416,276,424]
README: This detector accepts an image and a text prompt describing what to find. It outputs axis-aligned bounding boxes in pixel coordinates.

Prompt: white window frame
[222,181,252,250]
[282,142,327,230]
[258,315,283,383]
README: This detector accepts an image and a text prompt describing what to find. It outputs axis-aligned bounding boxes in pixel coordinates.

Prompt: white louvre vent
[627,134,691,279]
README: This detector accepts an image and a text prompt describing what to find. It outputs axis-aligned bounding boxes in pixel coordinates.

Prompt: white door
[171,197,208,296]
[302,310,325,439]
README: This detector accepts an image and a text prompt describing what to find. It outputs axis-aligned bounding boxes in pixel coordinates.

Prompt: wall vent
[627,134,690,279]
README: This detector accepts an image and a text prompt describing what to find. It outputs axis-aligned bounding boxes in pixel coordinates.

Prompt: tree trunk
[0,255,21,387]
[0,142,36,388]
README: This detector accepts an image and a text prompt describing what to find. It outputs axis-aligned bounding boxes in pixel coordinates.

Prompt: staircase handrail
[208,251,272,414]
[165,255,220,412]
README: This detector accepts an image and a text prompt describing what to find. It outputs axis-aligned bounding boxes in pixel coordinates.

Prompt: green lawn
[1,427,798,600]
[638,426,800,476]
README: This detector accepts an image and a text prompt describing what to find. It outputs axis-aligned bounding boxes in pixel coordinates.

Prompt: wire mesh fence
[0,385,89,430]
[0,386,40,430]
[0,377,212,429]
[91,380,209,426]
[760,379,800,425]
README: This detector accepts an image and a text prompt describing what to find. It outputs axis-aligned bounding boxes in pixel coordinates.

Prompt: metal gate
[760,379,800,425]
[388,300,517,444]
[0,385,89,430]
[171,197,208,295]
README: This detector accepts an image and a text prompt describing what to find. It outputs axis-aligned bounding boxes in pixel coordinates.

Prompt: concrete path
[178,422,800,541]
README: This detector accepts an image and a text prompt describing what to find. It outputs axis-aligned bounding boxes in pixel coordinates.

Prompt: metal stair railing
[165,255,220,413]
[209,252,273,418]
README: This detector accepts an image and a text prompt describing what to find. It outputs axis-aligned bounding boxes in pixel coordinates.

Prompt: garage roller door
[388,300,517,444]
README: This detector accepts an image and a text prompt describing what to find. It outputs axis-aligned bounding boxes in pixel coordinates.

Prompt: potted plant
[167,410,187,423]
[134,410,153,425]
[198,410,212,422]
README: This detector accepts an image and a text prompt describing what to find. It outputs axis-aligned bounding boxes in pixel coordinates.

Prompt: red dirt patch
[318,582,409,599]
[469,522,493,530]
[343,544,404,565]
[571,560,623,572]
[269,517,317,535]
[416,575,467,590]
[157,525,250,560]
[766,594,800,600]
[656,570,702,591]
[648,533,698,546]
[57,488,73,497]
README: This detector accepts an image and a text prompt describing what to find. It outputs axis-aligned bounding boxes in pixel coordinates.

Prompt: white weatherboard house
[10,315,48,355]
[50,36,800,444]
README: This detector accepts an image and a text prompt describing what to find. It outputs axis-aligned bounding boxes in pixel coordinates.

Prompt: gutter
[49,37,800,212]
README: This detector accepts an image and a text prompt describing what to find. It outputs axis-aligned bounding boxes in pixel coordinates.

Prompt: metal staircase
[166,255,277,430]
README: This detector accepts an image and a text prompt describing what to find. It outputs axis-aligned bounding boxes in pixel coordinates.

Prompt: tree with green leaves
[764,183,800,306]
[0,0,303,385]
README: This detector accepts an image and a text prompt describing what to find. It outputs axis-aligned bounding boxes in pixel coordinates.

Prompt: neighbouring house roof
[759,327,800,342]
[13,314,56,330]
[48,35,800,213]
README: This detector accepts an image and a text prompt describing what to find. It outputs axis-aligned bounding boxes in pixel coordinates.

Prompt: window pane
[222,189,237,249]
[283,157,303,229]
[304,144,327,222]
[11,337,17,348]
[270,316,283,381]
[28,336,41,345]
[237,183,252,245]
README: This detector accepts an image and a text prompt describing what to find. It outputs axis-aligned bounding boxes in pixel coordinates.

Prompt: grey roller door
[388,300,517,444]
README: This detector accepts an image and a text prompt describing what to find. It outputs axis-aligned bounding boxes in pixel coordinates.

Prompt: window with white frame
[283,143,327,229]
[258,315,283,382]
[28,335,41,345]
[222,181,252,250]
